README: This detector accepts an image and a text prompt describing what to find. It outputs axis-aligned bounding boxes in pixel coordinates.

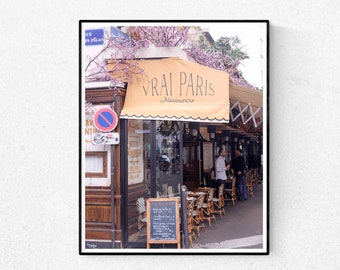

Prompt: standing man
[215,149,230,192]
[232,148,248,201]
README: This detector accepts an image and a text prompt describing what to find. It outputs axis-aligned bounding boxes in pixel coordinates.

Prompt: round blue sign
[93,108,118,132]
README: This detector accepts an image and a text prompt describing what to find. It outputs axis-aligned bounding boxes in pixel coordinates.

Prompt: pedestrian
[215,149,230,194]
[231,148,248,201]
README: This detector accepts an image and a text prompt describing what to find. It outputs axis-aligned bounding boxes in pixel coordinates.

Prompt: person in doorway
[215,149,230,194]
[209,167,216,188]
[231,148,248,201]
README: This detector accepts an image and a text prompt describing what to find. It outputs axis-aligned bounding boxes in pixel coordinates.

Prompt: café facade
[82,48,264,250]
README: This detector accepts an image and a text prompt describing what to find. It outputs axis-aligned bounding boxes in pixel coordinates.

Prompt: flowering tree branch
[84,26,255,89]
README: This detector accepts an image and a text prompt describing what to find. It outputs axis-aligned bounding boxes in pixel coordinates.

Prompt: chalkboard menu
[146,198,180,248]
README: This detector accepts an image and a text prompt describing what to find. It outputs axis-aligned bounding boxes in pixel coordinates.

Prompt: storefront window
[127,120,151,186]
[155,120,181,198]
[85,151,108,178]
[225,142,232,164]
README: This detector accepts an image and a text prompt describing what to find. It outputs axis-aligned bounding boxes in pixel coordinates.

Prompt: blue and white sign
[85,29,104,46]
[110,27,129,40]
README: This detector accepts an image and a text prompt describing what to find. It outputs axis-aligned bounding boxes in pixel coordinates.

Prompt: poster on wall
[127,119,144,184]
[203,142,213,171]
[84,104,111,151]
[84,104,111,186]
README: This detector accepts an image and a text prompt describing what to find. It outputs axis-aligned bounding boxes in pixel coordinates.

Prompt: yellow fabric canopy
[229,83,263,111]
[119,58,230,123]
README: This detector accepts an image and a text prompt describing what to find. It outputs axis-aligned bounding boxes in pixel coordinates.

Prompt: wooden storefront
[83,59,263,249]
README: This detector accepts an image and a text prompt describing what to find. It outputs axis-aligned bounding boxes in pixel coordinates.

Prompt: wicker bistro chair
[252,168,263,185]
[225,177,237,205]
[213,184,226,219]
[246,171,254,198]
[202,188,217,226]
[135,197,147,240]
[186,198,196,247]
[192,194,206,236]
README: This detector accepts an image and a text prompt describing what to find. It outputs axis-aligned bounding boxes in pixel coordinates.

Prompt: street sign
[92,133,120,145]
[93,108,118,132]
[85,29,104,46]
[110,27,129,40]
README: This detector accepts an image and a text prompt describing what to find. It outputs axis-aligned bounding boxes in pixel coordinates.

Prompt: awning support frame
[230,100,263,128]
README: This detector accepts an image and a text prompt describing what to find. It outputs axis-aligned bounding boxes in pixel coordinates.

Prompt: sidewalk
[192,184,264,249]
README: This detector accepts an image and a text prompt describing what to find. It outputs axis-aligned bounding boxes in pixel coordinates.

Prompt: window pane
[127,119,151,242]
[85,152,107,178]
[156,120,181,198]
[86,155,104,173]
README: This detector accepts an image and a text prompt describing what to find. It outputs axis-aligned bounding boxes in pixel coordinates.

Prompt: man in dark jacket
[232,148,248,201]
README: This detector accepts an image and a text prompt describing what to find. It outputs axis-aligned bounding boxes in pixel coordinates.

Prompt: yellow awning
[229,83,263,111]
[118,58,229,123]
[229,83,263,125]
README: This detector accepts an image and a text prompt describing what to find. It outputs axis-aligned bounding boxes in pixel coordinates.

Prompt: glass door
[124,119,152,244]
[183,141,200,191]
[124,119,181,247]
[155,120,181,198]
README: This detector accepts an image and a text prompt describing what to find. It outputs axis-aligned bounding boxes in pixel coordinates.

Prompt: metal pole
[110,144,116,248]
[180,185,189,249]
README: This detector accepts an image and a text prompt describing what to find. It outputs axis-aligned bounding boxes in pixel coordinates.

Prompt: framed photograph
[80,20,269,255]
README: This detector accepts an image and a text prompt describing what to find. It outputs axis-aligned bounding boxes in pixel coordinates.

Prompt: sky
[207,23,267,90]
[83,22,267,90]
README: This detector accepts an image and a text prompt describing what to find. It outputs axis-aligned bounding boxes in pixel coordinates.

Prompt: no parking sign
[93,108,118,132]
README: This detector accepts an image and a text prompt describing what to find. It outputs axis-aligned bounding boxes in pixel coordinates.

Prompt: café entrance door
[183,141,202,191]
